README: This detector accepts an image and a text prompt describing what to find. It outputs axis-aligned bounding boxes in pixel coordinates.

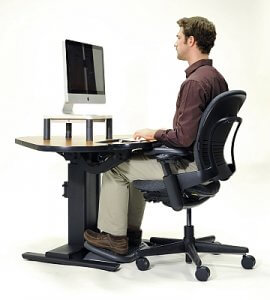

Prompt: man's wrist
[154,129,165,140]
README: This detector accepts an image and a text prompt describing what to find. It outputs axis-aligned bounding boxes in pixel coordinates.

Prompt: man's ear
[188,36,196,47]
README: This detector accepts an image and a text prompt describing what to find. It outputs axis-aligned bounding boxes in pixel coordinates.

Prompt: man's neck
[187,53,209,66]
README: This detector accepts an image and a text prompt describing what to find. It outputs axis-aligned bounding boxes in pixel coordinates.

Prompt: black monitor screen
[65,40,105,95]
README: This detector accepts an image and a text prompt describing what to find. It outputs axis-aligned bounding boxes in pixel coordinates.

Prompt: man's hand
[133,128,157,140]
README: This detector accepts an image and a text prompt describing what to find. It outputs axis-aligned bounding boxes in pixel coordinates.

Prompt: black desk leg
[22,160,119,271]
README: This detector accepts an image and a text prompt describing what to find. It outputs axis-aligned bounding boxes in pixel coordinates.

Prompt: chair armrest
[144,145,194,161]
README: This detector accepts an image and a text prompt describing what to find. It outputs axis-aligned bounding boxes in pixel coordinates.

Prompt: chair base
[138,225,249,266]
[136,224,254,281]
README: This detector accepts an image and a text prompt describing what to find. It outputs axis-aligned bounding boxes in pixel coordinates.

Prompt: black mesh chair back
[193,90,246,181]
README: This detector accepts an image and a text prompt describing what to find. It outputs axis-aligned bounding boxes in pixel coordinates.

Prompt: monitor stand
[63,102,74,114]
[43,115,113,141]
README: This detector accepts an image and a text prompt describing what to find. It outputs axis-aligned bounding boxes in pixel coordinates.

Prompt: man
[84,16,228,255]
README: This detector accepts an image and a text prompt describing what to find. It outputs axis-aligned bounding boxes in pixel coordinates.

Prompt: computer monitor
[63,39,106,114]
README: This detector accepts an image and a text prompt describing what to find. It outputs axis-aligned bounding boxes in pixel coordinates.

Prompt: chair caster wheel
[136,257,150,271]
[195,266,210,281]
[241,255,256,269]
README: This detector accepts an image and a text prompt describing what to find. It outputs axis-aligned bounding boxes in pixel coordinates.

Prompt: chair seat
[133,180,220,208]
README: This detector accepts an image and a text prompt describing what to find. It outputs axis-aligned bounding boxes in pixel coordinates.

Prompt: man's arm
[133,80,206,147]
[154,80,206,147]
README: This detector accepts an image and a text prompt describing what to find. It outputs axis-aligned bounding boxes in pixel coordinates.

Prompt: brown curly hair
[177,17,216,54]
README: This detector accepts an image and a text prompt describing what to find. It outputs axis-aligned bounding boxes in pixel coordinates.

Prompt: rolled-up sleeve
[154,80,206,148]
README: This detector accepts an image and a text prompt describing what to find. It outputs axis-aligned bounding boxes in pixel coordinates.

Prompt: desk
[15,136,160,271]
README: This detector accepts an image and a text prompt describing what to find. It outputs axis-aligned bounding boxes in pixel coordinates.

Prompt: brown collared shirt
[154,59,228,148]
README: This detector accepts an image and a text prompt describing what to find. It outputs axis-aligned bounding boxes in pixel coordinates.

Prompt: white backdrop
[1,0,270,299]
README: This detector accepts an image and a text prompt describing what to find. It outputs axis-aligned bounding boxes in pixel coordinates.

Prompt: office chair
[133,90,255,281]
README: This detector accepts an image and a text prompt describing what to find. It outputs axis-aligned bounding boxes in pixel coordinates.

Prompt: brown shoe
[84,229,128,255]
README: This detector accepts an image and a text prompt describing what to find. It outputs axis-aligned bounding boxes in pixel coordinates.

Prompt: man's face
[174,27,189,60]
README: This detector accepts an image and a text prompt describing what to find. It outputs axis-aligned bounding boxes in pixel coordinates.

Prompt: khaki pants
[97,152,197,236]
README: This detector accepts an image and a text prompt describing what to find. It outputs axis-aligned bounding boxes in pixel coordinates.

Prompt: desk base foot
[22,251,120,272]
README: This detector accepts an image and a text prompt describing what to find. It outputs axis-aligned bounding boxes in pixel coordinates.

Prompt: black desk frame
[17,137,158,271]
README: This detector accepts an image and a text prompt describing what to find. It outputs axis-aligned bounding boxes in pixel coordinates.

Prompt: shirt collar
[185,59,213,78]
